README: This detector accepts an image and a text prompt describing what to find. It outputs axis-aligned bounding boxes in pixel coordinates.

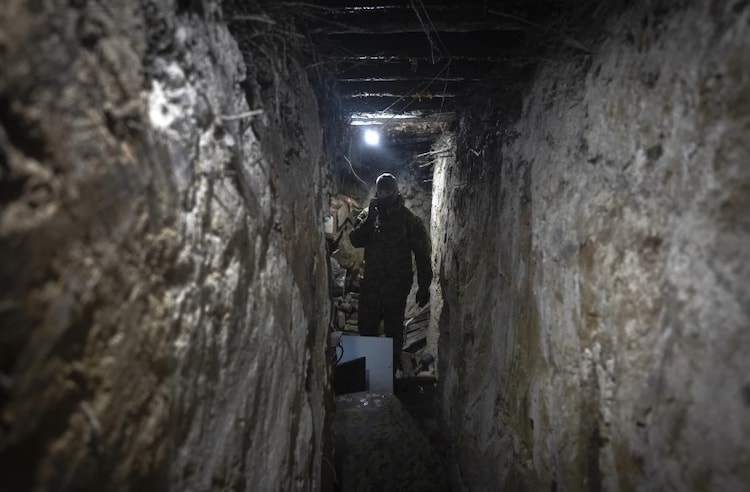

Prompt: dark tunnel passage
[0,0,749,491]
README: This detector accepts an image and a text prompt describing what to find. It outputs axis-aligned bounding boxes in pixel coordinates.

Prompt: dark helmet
[375,173,398,193]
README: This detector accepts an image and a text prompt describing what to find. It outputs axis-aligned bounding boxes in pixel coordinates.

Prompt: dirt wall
[433,2,750,490]
[0,1,329,490]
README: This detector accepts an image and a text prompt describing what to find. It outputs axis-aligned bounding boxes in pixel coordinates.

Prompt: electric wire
[413,0,450,57]
[379,59,451,114]
[368,1,452,118]
[343,155,369,186]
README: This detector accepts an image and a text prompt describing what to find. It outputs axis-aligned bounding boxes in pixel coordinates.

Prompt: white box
[338,335,393,392]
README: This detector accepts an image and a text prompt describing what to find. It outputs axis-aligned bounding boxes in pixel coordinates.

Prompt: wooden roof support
[308,10,524,34]
[331,58,533,81]
[302,0,527,9]
[342,95,454,113]
[338,79,465,97]
[318,30,525,59]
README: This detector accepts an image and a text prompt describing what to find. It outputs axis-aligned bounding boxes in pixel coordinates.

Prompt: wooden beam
[380,133,443,146]
[349,111,454,124]
[308,9,524,34]
[318,30,525,60]
[298,0,526,10]
[331,58,534,81]
[338,79,466,97]
[342,95,454,113]
[343,92,456,99]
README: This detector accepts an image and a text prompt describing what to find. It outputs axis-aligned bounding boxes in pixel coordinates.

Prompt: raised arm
[349,208,374,248]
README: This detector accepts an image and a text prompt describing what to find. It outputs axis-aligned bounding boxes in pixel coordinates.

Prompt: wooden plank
[318,30,525,59]
[342,95,454,113]
[349,112,455,125]
[295,0,527,10]
[297,0,488,9]
[338,79,466,97]
[331,58,532,81]
[308,9,524,34]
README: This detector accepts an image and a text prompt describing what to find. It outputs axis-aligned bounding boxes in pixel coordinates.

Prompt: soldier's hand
[416,287,430,307]
[367,198,379,220]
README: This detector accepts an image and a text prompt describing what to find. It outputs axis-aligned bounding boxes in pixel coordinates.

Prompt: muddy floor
[334,378,451,491]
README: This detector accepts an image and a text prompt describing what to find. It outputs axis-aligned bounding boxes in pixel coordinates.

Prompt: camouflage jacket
[349,195,432,291]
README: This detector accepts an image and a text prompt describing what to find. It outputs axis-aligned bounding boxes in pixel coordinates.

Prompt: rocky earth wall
[433,2,750,490]
[0,1,329,490]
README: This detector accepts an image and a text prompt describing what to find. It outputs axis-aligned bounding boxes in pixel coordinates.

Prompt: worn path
[334,390,451,491]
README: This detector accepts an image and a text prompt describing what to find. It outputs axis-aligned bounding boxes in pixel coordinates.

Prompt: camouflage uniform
[349,194,432,372]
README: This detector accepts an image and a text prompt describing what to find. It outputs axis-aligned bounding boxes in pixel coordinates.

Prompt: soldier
[349,173,432,376]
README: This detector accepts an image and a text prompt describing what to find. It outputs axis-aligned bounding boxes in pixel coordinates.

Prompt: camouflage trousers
[357,280,410,374]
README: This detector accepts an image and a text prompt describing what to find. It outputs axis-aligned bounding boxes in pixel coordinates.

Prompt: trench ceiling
[299,0,562,142]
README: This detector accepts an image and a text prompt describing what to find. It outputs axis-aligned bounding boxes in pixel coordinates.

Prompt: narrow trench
[328,137,453,491]
[0,1,749,492]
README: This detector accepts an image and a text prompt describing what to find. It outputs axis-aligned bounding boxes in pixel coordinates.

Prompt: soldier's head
[375,173,398,203]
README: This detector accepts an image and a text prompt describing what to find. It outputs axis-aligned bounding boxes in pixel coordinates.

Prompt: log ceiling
[303,0,557,132]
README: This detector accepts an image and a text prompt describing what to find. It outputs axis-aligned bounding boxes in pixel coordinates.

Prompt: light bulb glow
[364,129,380,146]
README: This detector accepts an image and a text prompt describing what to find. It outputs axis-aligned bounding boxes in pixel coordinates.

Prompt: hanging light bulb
[364,129,380,146]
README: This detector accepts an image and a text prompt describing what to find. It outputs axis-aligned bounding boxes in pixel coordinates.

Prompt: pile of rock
[327,195,364,334]
[400,306,435,377]
[333,290,360,333]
